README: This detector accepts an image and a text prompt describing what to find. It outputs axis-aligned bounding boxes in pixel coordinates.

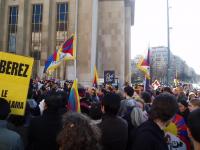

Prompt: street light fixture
[166,0,171,86]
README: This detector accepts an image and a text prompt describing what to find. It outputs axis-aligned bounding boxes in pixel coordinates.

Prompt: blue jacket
[0,120,24,150]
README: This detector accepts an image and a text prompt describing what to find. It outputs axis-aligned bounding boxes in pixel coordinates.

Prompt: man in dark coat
[131,93,178,150]
[188,108,200,150]
[27,94,63,150]
[98,93,128,150]
[0,98,24,150]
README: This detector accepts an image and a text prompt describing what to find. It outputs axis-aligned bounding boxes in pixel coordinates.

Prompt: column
[16,0,26,55]
[98,0,125,86]
[124,1,132,83]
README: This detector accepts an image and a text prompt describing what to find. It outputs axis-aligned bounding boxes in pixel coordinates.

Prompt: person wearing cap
[0,98,24,150]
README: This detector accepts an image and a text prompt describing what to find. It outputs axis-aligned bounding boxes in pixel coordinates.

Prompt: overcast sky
[131,0,200,74]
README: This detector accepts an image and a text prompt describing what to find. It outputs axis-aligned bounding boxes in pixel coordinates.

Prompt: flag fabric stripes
[145,48,151,91]
[61,35,75,60]
[44,35,75,73]
[137,51,150,80]
[137,59,150,80]
[137,48,151,91]
[68,79,81,112]
[44,50,61,73]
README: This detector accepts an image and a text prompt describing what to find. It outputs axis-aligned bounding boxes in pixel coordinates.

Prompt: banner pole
[74,0,79,79]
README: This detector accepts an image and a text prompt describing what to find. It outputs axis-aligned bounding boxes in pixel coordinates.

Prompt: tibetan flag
[54,35,75,62]
[44,35,75,73]
[68,79,81,112]
[62,35,75,60]
[164,114,191,150]
[56,35,75,61]
[144,48,151,91]
[44,50,64,73]
[137,58,150,80]
[137,48,151,91]
[44,50,61,73]
[93,66,99,88]
[56,47,63,61]
[137,49,150,80]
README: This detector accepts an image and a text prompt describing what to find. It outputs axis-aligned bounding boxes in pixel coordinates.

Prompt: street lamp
[166,0,171,86]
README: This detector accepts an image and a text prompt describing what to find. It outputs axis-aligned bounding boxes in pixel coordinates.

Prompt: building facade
[0,0,135,86]
[150,46,169,83]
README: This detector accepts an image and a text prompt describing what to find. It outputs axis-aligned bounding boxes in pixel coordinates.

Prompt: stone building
[0,0,135,86]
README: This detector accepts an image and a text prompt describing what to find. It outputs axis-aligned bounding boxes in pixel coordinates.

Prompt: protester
[178,100,190,124]
[90,88,100,102]
[140,91,152,113]
[27,93,63,150]
[188,92,196,101]
[188,98,200,112]
[118,86,139,117]
[119,86,147,150]
[57,112,101,150]
[131,93,178,150]
[8,103,31,149]
[99,93,128,150]
[187,109,200,150]
[4,74,200,150]
[0,98,24,150]
[176,87,187,102]
[162,86,173,94]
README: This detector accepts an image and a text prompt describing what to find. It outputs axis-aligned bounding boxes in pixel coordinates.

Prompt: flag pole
[74,0,79,79]
[144,76,147,91]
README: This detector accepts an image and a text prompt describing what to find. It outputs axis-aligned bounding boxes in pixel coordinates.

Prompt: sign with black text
[0,52,34,115]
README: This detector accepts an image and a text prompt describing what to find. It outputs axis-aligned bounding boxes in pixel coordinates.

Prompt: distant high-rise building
[150,46,169,83]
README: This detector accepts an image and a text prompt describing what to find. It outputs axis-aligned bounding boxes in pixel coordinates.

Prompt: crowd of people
[1,78,200,150]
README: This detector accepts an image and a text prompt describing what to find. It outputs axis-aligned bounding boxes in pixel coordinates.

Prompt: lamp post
[166,0,171,86]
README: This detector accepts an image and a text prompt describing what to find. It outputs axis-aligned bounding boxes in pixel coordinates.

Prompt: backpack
[130,106,148,127]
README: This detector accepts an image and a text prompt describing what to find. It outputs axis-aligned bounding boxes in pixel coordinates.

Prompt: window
[31,4,43,57]
[55,3,68,77]
[8,6,18,53]
[32,4,43,32]
[57,3,68,32]
[56,3,68,48]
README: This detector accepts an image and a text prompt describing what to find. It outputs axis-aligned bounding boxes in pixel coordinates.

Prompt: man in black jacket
[188,108,200,150]
[28,94,63,150]
[131,93,178,150]
[99,93,128,150]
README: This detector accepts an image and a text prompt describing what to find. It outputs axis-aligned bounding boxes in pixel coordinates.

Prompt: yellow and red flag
[93,66,99,88]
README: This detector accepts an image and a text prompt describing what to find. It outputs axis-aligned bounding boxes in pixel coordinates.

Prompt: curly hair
[57,112,102,150]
